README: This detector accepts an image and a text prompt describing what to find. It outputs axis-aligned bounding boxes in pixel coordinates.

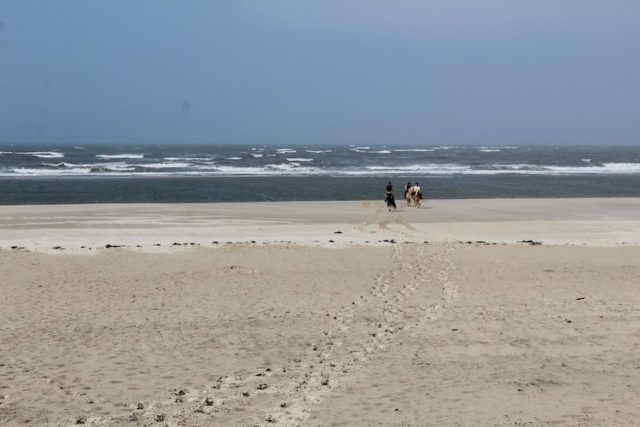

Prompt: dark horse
[384,192,397,210]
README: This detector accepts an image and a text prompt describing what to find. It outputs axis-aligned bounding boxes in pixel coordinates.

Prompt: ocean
[1,144,640,204]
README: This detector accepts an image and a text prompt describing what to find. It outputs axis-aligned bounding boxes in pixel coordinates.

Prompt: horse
[405,187,422,207]
[384,191,396,210]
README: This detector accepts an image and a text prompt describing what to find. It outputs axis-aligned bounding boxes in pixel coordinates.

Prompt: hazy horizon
[3,141,640,148]
[1,1,639,146]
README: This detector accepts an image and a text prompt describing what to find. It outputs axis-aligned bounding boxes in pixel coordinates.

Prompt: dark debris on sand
[519,239,542,245]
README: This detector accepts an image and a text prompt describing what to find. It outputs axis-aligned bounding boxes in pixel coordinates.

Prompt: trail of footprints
[76,227,459,426]
[259,243,459,426]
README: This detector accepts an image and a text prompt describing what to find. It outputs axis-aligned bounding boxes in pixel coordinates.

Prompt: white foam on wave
[351,147,390,154]
[163,156,213,162]
[265,163,320,173]
[251,154,264,158]
[581,158,592,163]
[275,148,297,154]
[1,164,455,177]
[568,162,640,174]
[1,168,182,177]
[207,166,266,175]
[13,151,65,158]
[392,148,435,152]
[28,151,65,158]
[505,163,640,175]
[6,159,640,177]
[286,158,314,162]
[364,163,640,175]
[103,164,136,172]
[226,157,242,160]
[479,149,501,153]
[305,150,332,154]
[138,162,193,168]
[363,164,471,175]
[10,167,92,175]
[96,153,143,159]
[41,161,136,172]
[477,146,518,150]
[207,164,322,175]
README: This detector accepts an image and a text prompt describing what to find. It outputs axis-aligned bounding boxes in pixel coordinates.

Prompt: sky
[0,1,639,146]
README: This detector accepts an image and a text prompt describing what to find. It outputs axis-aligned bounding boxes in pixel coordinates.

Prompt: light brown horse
[405,186,422,207]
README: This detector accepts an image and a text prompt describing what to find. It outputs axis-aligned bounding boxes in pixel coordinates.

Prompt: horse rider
[384,181,397,210]
[413,182,422,207]
[404,182,412,205]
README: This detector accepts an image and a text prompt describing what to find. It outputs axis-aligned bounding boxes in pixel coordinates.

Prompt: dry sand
[1,199,639,426]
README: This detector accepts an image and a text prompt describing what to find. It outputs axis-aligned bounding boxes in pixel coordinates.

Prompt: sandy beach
[1,198,640,426]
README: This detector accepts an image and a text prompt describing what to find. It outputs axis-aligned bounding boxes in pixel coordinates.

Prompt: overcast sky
[1,1,638,146]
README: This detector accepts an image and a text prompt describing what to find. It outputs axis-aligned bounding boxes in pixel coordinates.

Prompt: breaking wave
[0,151,65,158]
[4,162,640,177]
[96,153,144,159]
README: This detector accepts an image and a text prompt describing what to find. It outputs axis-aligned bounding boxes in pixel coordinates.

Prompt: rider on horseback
[404,182,413,206]
[413,182,422,207]
[384,181,397,210]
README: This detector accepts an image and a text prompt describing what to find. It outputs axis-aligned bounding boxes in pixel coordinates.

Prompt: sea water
[1,144,640,204]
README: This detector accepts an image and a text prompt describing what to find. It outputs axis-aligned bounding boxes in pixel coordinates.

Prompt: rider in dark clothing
[384,181,396,210]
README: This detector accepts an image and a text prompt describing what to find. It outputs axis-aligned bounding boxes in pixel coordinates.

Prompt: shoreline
[1,197,639,251]
[4,195,638,206]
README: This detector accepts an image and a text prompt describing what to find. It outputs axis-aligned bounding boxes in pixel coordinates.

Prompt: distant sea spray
[2,144,640,177]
